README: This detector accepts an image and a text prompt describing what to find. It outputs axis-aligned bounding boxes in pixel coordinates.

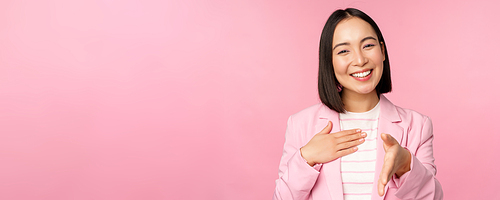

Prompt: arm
[273,116,321,200]
[392,117,443,200]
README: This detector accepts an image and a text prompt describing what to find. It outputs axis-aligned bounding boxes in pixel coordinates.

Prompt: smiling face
[332,17,385,97]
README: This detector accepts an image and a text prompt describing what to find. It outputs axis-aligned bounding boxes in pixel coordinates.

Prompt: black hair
[318,8,392,113]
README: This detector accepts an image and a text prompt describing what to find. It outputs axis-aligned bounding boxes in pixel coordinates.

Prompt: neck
[341,90,380,113]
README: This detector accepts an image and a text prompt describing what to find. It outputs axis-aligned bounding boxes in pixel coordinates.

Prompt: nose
[352,49,368,67]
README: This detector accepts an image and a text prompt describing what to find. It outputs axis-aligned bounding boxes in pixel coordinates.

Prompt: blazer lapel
[318,105,344,200]
[371,95,403,200]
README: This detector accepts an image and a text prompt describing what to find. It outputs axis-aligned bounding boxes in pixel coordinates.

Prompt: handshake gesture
[300,121,412,196]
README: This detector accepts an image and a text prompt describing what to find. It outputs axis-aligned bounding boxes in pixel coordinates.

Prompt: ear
[380,41,386,61]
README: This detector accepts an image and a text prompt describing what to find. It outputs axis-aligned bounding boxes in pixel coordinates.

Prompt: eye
[363,44,375,48]
[337,50,349,55]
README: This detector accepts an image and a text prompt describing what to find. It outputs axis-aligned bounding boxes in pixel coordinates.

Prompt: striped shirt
[339,102,380,200]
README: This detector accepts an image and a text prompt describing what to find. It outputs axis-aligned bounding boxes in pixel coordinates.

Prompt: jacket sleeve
[391,117,444,200]
[273,116,321,200]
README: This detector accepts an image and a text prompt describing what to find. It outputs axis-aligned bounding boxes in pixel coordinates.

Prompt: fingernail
[353,147,358,151]
[356,129,361,132]
[361,132,367,137]
[359,138,364,142]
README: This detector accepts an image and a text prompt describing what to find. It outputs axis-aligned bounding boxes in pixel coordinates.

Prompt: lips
[350,69,372,78]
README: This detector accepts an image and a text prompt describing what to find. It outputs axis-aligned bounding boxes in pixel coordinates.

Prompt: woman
[273,8,443,200]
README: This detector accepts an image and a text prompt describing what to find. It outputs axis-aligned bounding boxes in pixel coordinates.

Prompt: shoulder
[285,103,331,142]
[390,103,435,151]
[391,103,434,144]
[286,103,331,133]
[381,95,431,125]
[289,103,328,122]
[394,105,431,125]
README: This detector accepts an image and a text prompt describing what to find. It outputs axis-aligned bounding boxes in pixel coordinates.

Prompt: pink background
[1,0,499,199]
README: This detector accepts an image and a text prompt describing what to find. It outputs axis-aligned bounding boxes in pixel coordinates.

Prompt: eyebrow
[332,36,378,51]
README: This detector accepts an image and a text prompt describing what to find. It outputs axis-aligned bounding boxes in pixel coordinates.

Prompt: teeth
[351,70,371,78]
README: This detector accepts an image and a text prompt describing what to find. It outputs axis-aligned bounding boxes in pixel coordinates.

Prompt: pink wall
[1,0,498,199]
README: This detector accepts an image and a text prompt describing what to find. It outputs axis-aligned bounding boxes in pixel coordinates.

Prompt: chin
[354,86,377,94]
[356,90,376,95]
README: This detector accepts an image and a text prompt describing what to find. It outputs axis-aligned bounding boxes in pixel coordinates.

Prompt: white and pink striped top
[339,102,380,200]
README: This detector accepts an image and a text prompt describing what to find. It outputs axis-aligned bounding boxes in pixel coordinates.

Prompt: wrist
[300,147,316,167]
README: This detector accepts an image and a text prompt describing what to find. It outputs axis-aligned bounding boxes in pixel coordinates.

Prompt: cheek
[375,55,384,64]
[332,59,349,75]
[370,49,385,64]
[371,52,384,82]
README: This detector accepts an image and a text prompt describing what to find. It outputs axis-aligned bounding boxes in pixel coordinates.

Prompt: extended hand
[300,121,367,166]
[377,133,412,196]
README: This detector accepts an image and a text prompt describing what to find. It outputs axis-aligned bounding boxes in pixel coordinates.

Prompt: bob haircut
[318,8,392,113]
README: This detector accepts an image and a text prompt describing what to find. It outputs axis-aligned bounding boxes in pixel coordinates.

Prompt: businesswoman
[273,8,443,200]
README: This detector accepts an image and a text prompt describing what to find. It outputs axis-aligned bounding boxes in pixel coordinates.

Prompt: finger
[378,155,395,196]
[379,157,395,185]
[335,146,358,157]
[333,128,362,138]
[318,121,333,134]
[378,179,385,196]
[381,133,399,148]
[336,132,367,144]
[337,138,365,150]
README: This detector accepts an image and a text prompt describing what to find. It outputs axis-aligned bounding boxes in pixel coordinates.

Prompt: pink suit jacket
[273,95,443,200]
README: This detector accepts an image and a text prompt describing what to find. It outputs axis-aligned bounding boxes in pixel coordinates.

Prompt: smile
[350,70,372,78]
